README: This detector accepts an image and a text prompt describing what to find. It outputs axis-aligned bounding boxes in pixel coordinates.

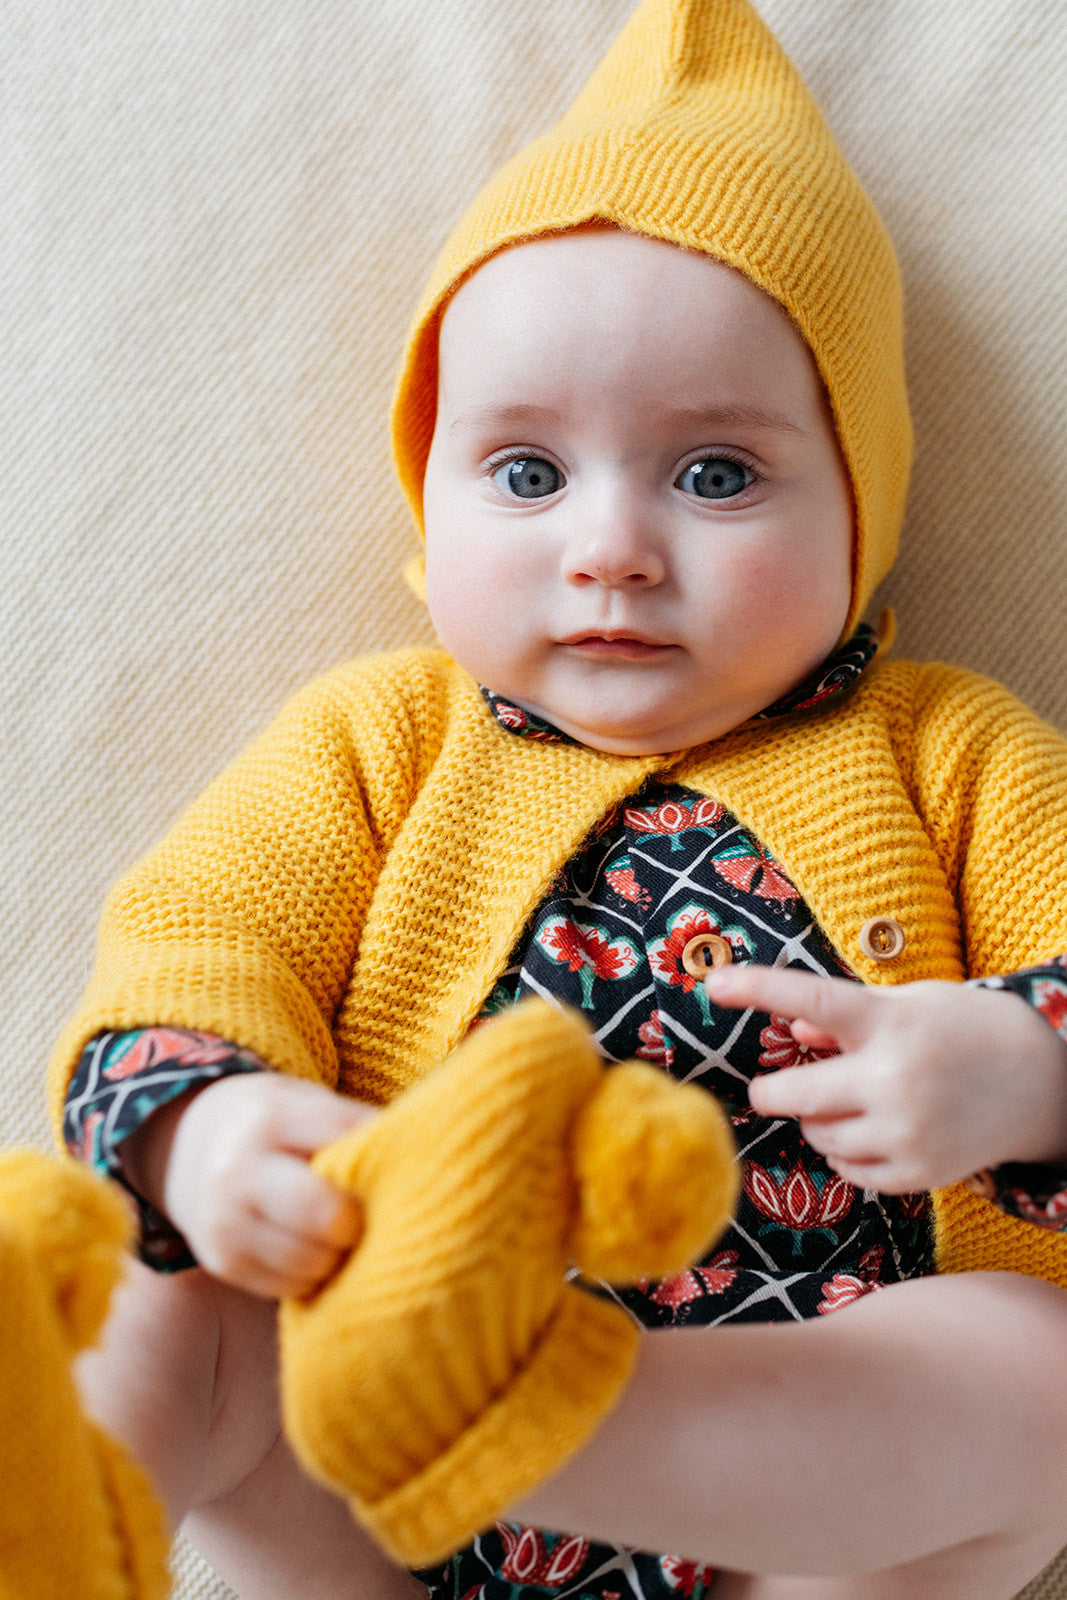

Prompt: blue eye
[676,457,753,500]
[493,457,563,499]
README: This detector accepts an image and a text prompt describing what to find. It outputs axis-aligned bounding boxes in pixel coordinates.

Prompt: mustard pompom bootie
[280,998,738,1565]
[0,1150,170,1600]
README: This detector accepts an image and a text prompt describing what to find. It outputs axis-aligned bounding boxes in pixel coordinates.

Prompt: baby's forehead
[442,227,744,327]
[435,228,822,413]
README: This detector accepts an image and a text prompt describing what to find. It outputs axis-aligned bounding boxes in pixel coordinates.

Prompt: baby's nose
[562,519,665,588]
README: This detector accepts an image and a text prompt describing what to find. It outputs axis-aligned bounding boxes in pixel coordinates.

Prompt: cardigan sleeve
[904,670,1067,1242]
[47,650,450,1140]
[905,663,1067,978]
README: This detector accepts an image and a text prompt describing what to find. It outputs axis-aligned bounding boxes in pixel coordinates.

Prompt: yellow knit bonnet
[391,0,912,634]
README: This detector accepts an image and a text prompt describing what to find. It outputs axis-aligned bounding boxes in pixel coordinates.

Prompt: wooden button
[681,933,733,978]
[859,916,906,962]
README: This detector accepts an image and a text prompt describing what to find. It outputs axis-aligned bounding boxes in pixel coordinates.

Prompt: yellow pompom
[568,1062,739,1283]
[0,1150,133,1351]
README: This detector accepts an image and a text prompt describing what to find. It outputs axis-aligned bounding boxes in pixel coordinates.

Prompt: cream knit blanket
[2,3,1064,1595]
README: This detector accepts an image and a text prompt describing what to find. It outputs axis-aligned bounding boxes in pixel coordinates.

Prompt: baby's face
[423,229,853,755]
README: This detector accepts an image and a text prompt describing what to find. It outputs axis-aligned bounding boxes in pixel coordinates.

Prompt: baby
[47,1,1067,1597]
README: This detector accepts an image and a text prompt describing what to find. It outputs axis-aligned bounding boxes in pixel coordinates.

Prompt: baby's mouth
[559,632,674,660]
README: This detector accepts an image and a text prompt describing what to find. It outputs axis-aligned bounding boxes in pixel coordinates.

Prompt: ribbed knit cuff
[363,1287,639,1567]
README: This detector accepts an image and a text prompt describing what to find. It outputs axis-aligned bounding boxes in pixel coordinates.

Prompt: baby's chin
[521,696,748,757]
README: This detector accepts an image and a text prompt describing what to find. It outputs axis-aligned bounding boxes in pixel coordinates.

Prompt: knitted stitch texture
[48,647,1067,1285]
[0,1150,170,1600]
[280,998,738,1565]
[390,0,911,634]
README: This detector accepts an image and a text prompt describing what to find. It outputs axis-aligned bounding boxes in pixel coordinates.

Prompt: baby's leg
[713,1540,1055,1600]
[76,1258,425,1600]
[518,1272,1067,1600]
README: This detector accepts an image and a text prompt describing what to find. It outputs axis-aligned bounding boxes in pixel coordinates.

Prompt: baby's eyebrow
[447,401,805,437]
[449,403,564,435]
[659,403,805,436]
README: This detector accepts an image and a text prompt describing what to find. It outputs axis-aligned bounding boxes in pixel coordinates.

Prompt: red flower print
[1032,978,1067,1040]
[605,863,651,908]
[744,1158,855,1252]
[819,1260,883,1312]
[660,1553,718,1596]
[690,796,726,829]
[1008,1187,1067,1229]
[790,684,838,712]
[495,702,528,731]
[855,1245,885,1279]
[636,1009,672,1068]
[623,795,724,850]
[758,1014,838,1071]
[648,1250,740,1307]
[818,1275,868,1313]
[536,916,638,1005]
[712,836,797,904]
[103,1028,239,1081]
[817,1249,885,1314]
[488,696,562,741]
[649,904,752,1020]
[495,1525,589,1587]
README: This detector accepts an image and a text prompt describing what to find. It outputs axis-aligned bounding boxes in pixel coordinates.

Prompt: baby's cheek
[745,540,848,654]
[425,540,531,685]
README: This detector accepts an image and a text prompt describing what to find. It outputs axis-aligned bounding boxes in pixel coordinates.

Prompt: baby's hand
[704,965,1067,1193]
[123,1074,373,1298]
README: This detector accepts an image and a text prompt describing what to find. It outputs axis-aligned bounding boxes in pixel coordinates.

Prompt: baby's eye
[492,457,564,499]
[675,457,753,500]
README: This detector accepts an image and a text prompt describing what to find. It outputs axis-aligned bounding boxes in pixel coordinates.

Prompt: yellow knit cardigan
[49,648,1067,1284]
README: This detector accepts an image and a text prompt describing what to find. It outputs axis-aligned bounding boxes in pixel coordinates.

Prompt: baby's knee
[957,1273,1067,1489]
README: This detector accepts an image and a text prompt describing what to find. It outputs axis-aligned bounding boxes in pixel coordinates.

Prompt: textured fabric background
[2,2,1065,1596]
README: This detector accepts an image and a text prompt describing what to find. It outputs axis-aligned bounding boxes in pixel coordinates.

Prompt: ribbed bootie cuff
[366,1288,638,1566]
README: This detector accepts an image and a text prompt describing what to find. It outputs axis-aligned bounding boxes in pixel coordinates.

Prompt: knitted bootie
[0,1149,170,1600]
[280,998,738,1565]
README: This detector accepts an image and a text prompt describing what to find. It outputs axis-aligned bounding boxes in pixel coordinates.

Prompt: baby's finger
[250,1153,364,1251]
[198,1211,346,1299]
[789,1017,841,1052]
[796,1113,886,1169]
[705,964,874,1048]
[808,1154,919,1196]
[260,1078,378,1158]
[749,1059,867,1121]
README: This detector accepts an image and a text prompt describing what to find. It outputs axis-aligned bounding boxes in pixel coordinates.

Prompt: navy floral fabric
[416,1525,718,1600]
[967,961,1067,1223]
[476,779,933,1326]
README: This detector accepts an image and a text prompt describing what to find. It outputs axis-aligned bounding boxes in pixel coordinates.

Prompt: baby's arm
[705,964,1067,1192]
[120,1072,373,1298]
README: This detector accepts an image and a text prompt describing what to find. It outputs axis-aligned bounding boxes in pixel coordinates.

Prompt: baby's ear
[0,1149,133,1351]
